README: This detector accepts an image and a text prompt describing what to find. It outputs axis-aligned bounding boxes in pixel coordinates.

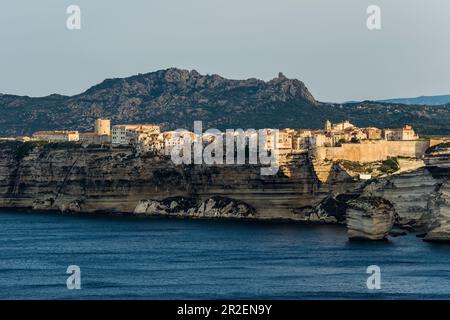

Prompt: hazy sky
[0,0,449,102]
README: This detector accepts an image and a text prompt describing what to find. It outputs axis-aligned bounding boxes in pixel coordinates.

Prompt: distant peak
[80,68,317,104]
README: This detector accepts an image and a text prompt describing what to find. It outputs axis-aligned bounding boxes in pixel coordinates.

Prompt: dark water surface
[0,210,449,299]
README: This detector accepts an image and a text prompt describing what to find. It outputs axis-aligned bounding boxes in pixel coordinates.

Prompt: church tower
[325,120,331,132]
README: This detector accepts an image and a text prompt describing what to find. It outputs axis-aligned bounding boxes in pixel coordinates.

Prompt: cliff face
[424,181,450,242]
[352,143,450,240]
[134,196,256,219]
[360,168,441,227]
[346,197,394,241]
[1,141,449,232]
[0,141,360,221]
[0,142,190,214]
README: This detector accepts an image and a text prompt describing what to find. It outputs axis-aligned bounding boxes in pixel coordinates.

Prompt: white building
[383,125,419,141]
[292,130,312,150]
[163,131,196,155]
[309,132,332,147]
[112,124,160,145]
[332,120,354,131]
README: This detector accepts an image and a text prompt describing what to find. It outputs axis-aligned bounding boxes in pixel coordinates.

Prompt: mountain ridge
[378,94,450,106]
[0,68,449,136]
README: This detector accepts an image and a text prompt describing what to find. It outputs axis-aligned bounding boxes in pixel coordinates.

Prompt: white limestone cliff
[346,197,395,241]
[424,181,450,242]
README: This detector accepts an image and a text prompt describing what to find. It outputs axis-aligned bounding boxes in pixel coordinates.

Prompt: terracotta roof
[33,131,78,135]
[113,124,160,127]
[80,132,98,136]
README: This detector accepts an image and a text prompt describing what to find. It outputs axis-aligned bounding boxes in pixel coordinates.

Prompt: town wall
[314,140,431,162]
[386,140,430,158]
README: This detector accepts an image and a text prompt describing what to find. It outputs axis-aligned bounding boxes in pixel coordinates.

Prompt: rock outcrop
[423,144,450,241]
[358,143,450,229]
[0,141,360,221]
[425,142,450,169]
[424,181,450,242]
[360,168,441,228]
[346,197,395,241]
[300,193,359,224]
[134,196,255,219]
[352,142,450,238]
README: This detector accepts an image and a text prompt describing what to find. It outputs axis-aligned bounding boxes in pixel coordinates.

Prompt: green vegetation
[338,158,401,176]
[7,140,81,160]
[42,142,82,150]
[14,141,48,160]
[338,160,373,173]
[380,157,399,174]
[335,138,347,147]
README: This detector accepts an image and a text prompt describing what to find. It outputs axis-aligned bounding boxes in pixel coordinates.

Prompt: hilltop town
[2,118,446,168]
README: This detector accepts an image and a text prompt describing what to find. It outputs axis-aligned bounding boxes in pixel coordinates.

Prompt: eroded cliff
[0,141,360,221]
[1,141,449,237]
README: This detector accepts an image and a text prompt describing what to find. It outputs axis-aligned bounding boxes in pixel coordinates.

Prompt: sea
[0,210,449,300]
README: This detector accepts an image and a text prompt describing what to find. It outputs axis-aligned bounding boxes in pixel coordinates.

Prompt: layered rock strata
[424,181,450,242]
[346,197,395,240]
[1,140,449,236]
[360,168,441,228]
[0,141,360,221]
[134,196,255,219]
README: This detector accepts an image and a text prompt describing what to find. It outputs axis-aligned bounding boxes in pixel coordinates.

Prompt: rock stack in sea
[346,196,395,241]
[360,168,441,228]
[424,142,450,170]
[424,181,450,242]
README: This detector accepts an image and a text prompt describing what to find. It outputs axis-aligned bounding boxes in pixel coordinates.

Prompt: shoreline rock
[424,181,450,242]
[134,196,256,219]
[346,196,395,241]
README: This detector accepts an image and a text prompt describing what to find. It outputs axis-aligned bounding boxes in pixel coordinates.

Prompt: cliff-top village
[1,118,446,166]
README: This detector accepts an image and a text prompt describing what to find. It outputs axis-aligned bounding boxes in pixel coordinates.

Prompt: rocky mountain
[1,68,450,136]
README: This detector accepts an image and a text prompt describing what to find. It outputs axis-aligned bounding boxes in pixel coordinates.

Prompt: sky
[0,0,449,102]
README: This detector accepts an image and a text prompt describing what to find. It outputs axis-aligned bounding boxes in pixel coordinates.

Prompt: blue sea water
[0,210,449,300]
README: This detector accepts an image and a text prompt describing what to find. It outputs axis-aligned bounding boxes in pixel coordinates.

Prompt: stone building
[112,124,161,145]
[94,119,111,136]
[33,131,79,142]
[292,130,312,150]
[325,120,331,132]
[277,129,294,151]
[332,120,354,131]
[78,118,112,145]
[383,125,419,141]
[79,132,111,144]
[364,127,382,140]
[310,132,332,147]
[163,130,196,155]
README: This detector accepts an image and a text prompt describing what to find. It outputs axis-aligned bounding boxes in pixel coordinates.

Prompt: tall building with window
[112,124,160,145]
